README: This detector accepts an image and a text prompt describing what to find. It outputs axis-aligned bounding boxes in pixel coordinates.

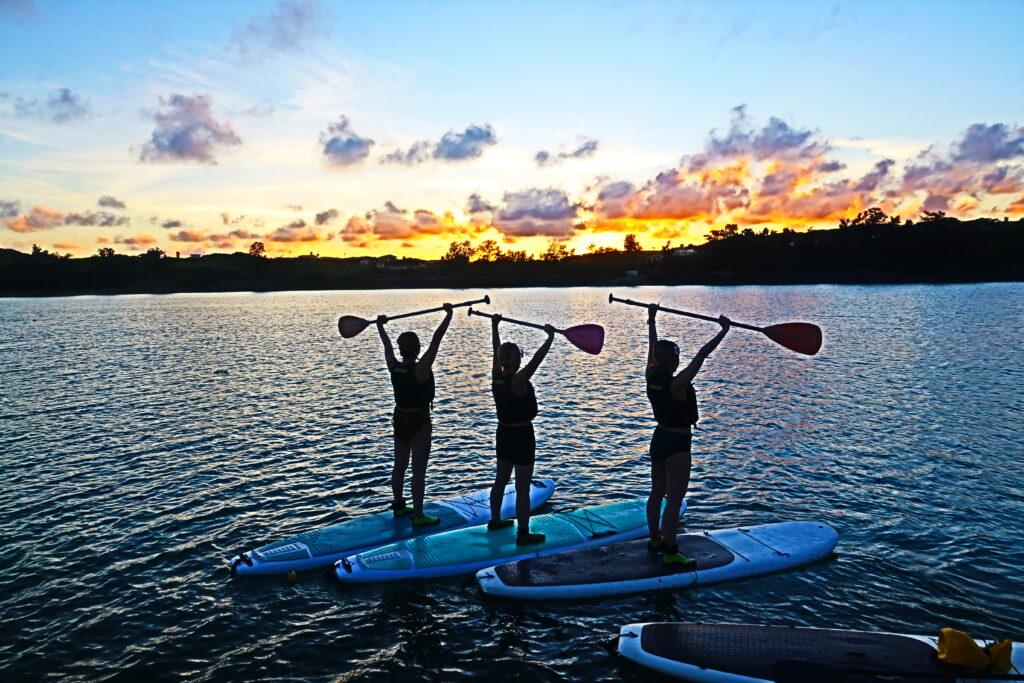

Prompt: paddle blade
[338,315,371,338]
[563,324,605,355]
[762,322,822,356]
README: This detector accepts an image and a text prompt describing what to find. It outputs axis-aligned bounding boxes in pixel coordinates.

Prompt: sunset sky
[2,0,1022,258]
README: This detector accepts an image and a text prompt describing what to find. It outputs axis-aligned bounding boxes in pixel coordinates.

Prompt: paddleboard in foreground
[617,623,1022,682]
[476,520,837,599]
[230,479,555,576]
[333,498,684,583]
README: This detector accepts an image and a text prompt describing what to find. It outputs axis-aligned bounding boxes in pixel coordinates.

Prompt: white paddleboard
[477,521,837,599]
[229,478,555,576]
[618,623,1023,682]
[333,498,686,583]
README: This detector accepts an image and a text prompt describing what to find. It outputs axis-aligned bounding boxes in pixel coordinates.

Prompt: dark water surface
[1,284,1022,681]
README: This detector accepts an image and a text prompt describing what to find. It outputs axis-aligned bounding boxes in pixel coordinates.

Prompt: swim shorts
[496,422,536,466]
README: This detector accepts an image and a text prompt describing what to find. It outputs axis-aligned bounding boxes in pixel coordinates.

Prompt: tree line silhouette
[2,209,1021,295]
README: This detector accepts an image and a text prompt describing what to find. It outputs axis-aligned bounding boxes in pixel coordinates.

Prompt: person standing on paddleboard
[375,303,453,526]
[646,303,730,566]
[487,314,556,545]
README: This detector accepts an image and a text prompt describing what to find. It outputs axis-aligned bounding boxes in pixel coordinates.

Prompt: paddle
[772,659,1023,682]
[338,296,490,338]
[609,293,822,356]
[467,308,605,355]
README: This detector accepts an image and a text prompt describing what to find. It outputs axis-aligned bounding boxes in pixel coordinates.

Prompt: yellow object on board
[986,639,1013,673]
[937,628,992,670]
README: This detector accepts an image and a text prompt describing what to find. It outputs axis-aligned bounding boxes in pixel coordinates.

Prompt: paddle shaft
[468,308,557,333]
[609,294,760,332]
[385,296,489,324]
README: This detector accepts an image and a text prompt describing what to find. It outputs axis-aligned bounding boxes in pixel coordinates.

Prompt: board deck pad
[637,623,979,682]
[335,497,682,582]
[494,534,734,586]
[358,500,644,571]
[232,479,555,576]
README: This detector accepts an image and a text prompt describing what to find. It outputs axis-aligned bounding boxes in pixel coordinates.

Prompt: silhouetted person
[376,303,453,525]
[644,304,730,566]
[487,314,556,545]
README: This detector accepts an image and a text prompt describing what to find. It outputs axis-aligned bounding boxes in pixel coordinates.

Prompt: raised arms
[376,315,397,370]
[415,303,453,381]
[672,316,731,392]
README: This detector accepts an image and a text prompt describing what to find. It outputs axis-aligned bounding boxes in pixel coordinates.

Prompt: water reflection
[0,284,1022,680]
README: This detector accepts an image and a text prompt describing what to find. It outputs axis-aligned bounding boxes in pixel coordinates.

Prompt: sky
[1,0,1022,258]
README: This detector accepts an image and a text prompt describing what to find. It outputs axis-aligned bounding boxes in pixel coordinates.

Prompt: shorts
[650,425,692,462]
[393,406,430,440]
[496,422,536,467]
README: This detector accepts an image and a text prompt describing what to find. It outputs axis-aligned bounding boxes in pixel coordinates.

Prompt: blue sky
[1,0,1022,256]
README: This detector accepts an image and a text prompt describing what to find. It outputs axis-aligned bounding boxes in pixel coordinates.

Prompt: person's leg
[489,459,515,528]
[392,433,412,514]
[409,418,436,524]
[513,462,534,529]
[660,450,693,565]
[514,426,544,545]
[647,459,667,545]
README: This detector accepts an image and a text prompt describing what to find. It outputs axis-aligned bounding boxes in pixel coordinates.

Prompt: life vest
[390,361,435,409]
[492,372,538,423]
[647,369,698,429]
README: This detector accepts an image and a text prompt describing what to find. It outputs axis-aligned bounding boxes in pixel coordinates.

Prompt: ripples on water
[1,284,1022,681]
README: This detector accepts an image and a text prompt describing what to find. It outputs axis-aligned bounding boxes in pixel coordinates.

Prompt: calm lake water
[1,284,1022,681]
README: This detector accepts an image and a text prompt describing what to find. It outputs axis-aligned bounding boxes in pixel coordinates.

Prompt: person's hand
[375,314,387,327]
[718,315,731,331]
[647,303,658,324]
[442,302,453,316]
[543,323,556,338]
[491,313,502,328]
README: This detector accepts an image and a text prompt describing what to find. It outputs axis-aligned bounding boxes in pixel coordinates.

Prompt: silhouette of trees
[143,247,165,261]
[839,207,901,229]
[920,210,956,223]
[248,241,266,258]
[707,223,739,241]
[541,240,573,261]
[441,240,475,264]
[623,233,641,252]
[474,239,501,262]
[96,247,116,258]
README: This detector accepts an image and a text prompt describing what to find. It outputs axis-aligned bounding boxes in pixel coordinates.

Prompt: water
[1,284,1022,681]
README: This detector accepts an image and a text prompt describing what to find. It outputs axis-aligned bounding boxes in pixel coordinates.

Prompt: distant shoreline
[2,271,1022,299]
[3,215,1022,298]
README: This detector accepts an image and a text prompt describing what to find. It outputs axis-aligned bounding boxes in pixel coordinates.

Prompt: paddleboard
[476,521,837,599]
[617,623,1023,682]
[229,478,555,576]
[333,498,685,583]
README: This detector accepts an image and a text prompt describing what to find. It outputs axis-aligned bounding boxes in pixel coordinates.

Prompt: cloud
[52,242,80,251]
[161,219,183,229]
[115,233,157,248]
[315,208,339,225]
[63,210,129,227]
[686,105,829,171]
[265,219,321,242]
[4,205,63,232]
[466,193,496,214]
[0,88,91,123]
[494,188,580,237]
[284,203,303,211]
[338,203,452,243]
[380,123,497,165]
[1,199,20,219]
[535,137,599,166]
[952,123,1024,163]
[98,195,126,209]
[320,116,374,167]
[168,229,207,243]
[230,0,331,58]
[1006,195,1024,214]
[435,124,497,161]
[139,93,242,164]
